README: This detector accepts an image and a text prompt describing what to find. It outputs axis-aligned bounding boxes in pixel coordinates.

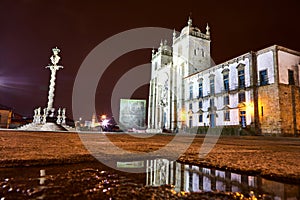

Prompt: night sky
[0,0,300,120]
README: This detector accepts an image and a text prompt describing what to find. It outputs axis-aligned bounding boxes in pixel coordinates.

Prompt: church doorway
[240,110,246,128]
[238,103,247,128]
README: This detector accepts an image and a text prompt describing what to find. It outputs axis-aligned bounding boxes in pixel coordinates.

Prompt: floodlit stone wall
[278,84,300,135]
[257,84,281,135]
[277,48,300,135]
[256,46,300,135]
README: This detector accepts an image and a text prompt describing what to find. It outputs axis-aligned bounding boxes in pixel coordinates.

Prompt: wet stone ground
[1,131,300,199]
[0,164,275,200]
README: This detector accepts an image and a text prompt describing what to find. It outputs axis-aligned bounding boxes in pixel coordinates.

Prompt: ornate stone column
[46,47,63,115]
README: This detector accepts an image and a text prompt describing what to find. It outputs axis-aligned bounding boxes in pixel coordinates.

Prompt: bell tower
[172,17,211,77]
[171,17,211,129]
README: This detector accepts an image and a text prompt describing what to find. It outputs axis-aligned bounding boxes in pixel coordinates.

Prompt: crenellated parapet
[173,17,210,45]
[151,40,173,59]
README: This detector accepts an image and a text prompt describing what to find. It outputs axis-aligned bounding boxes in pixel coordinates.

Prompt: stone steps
[18,122,69,131]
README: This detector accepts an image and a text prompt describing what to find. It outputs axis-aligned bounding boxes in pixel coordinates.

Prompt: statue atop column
[18,47,70,131]
[46,47,63,112]
[50,47,61,66]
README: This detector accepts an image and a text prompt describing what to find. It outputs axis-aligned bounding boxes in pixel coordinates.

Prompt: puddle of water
[0,159,299,199]
[146,159,300,199]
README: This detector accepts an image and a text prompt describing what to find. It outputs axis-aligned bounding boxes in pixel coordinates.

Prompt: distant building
[10,112,31,129]
[148,17,300,135]
[0,104,12,128]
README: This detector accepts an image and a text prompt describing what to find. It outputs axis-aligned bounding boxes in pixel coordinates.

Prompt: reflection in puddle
[39,169,46,185]
[0,159,299,199]
[117,161,144,169]
[146,158,300,199]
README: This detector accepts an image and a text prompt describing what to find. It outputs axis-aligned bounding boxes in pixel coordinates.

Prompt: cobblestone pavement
[0,130,300,182]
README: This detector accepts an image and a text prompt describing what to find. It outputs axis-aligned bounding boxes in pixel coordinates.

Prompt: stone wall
[257,84,282,135]
[278,84,300,136]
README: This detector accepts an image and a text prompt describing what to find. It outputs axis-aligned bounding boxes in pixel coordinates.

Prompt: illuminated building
[148,17,300,135]
[0,104,12,128]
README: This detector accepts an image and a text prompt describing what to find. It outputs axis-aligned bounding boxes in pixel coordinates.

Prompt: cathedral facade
[147,18,300,135]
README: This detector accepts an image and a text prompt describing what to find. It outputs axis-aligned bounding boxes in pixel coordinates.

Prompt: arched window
[222,68,230,92]
[224,110,230,121]
[224,95,230,105]
[288,69,295,85]
[189,83,193,100]
[236,63,245,89]
[259,69,268,86]
[198,100,203,109]
[209,74,215,95]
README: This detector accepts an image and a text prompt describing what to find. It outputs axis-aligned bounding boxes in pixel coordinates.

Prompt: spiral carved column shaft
[47,68,57,111]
